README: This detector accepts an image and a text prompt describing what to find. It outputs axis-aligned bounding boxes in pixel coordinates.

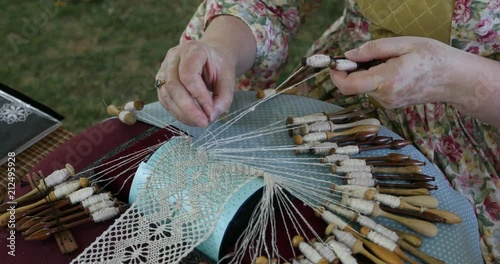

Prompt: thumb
[345,37,412,62]
[211,74,235,122]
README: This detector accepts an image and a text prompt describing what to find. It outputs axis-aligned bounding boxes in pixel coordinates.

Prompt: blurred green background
[0,0,343,132]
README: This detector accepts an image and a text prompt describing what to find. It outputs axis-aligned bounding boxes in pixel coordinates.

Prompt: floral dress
[180,0,500,262]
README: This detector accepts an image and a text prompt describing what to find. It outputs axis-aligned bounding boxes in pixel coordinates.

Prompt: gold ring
[155,79,166,89]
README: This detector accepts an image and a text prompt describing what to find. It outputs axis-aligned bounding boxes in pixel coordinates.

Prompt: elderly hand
[156,16,256,127]
[330,37,476,109]
[156,41,236,127]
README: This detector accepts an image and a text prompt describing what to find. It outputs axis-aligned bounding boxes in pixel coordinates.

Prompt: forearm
[201,16,257,76]
[449,53,500,127]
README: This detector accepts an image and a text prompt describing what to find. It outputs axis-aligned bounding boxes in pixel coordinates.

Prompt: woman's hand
[156,16,256,127]
[330,37,470,109]
[156,41,236,127]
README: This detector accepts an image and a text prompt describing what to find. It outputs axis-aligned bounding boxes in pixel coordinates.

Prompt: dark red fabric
[0,119,164,264]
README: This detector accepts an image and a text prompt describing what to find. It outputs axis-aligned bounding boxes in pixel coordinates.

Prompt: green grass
[0,0,343,133]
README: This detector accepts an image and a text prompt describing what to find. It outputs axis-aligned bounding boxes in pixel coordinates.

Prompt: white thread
[325,202,357,220]
[294,142,318,154]
[81,193,112,208]
[302,132,327,143]
[321,210,347,230]
[92,207,120,223]
[346,198,375,215]
[337,185,368,198]
[124,101,136,111]
[374,193,401,208]
[346,171,373,179]
[68,187,95,204]
[333,146,360,155]
[53,180,82,199]
[309,121,333,133]
[44,168,70,188]
[366,230,398,251]
[335,184,370,194]
[336,165,371,173]
[305,54,332,68]
[340,159,367,166]
[118,111,136,124]
[333,229,357,248]
[291,127,302,136]
[88,200,115,214]
[334,59,358,71]
[262,89,277,98]
[292,115,328,125]
[312,142,338,155]
[322,154,350,163]
[312,242,337,263]
[346,177,376,187]
[298,241,324,263]
[356,215,399,242]
[327,240,357,264]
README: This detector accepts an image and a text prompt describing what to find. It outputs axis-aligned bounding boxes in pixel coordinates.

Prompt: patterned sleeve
[180,0,321,91]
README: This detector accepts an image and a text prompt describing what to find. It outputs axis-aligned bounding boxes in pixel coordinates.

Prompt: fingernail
[196,116,208,127]
[345,48,357,58]
[210,109,219,122]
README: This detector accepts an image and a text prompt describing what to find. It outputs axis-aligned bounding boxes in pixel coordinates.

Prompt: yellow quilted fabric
[357,0,456,44]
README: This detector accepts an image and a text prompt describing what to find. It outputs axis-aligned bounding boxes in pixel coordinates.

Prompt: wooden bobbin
[2,164,75,207]
[390,228,423,248]
[123,100,145,111]
[292,235,329,264]
[398,239,446,264]
[329,224,404,264]
[329,230,387,264]
[255,256,269,264]
[118,110,137,125]
[377,187,430,196]
[360,226,418,264]
[106,104,121,116]
[371,202,438,237]
[26,205,127,241]
[256,86,298,99]
[396,201,462,224]
[293,125,380,145]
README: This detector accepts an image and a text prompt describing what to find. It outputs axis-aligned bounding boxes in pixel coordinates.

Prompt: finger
[162,51,209,127]
[330,67,386,95]
[345,37,413,62]
[178,46,214,117]
[211,73,235,122]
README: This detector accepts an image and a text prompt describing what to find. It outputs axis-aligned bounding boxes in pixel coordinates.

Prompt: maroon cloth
[0,119,161,264]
